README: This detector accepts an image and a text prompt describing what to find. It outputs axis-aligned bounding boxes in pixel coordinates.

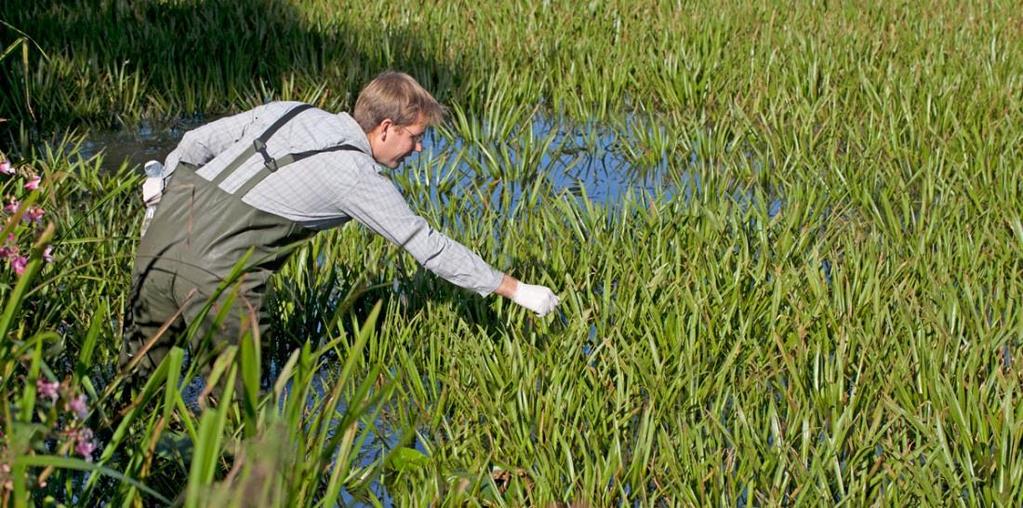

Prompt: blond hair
[353,71,446,132]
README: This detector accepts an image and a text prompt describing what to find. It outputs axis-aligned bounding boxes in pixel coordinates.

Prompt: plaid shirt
[162,102,503,296]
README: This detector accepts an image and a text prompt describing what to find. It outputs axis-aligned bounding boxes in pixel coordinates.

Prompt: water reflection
[78,112,680,205]
[78,114,219,170]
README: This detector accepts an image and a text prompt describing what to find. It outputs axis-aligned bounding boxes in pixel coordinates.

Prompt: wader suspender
[209,103,362,197]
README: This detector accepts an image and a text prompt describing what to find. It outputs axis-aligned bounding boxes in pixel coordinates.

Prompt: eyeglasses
[396,125,426,145]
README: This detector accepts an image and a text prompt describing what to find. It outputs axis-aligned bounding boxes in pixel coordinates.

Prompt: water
[78,115,215,170]
[78,112,678,205]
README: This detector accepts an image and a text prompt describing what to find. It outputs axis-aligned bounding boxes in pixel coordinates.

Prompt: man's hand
[511,282,561,317]
[495,274,561,317]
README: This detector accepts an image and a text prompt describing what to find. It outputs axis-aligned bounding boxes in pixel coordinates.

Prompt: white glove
[511,282,561,317]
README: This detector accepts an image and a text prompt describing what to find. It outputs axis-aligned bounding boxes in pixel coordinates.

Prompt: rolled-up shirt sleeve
[335,163,504,296]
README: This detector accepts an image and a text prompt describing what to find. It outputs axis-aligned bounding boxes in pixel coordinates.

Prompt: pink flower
[0,160,12,175]
[23,206,44,223]
[69,394,89,419]
[74,428,96,461]
[24,176,40,191]
[3,199,18,214]
[0,236,16,260]
[43,245,54,263]
[76,441,96,460]
[36,378,59,401]
[10,255,28,276]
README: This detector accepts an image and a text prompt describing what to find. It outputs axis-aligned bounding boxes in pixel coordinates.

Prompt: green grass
[1,0,1022,505]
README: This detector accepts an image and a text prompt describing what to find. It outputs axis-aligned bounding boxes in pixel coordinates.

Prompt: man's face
[369,116,427,169]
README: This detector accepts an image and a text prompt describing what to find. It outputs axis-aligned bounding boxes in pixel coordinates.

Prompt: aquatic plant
[0,0,1021,505]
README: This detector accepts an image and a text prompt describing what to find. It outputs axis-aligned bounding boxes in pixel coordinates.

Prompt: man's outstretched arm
[334,161,561,316]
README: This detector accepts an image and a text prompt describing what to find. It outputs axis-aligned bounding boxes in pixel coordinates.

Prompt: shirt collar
[337,112,372,155]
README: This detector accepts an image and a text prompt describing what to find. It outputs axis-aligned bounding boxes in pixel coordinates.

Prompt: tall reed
[0,0,1020,504]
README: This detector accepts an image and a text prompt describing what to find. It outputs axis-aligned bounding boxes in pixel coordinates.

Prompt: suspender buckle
[253,139,279,172]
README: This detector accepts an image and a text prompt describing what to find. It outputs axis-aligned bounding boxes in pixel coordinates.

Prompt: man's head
[354,71,445,168]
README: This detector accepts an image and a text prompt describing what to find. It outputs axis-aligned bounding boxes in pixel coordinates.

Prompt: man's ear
[377,118,393,141]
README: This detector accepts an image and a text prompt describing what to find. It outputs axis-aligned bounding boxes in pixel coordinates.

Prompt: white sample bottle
[140,160,164,237]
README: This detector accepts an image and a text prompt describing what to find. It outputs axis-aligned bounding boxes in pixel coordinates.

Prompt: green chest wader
[123,104,362,373]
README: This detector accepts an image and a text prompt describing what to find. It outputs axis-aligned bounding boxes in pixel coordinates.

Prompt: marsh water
[77,113,677,205]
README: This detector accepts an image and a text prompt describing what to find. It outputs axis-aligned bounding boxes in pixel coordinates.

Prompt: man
[124,71,560,372]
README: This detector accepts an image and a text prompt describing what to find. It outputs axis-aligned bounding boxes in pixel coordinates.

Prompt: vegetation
[1,0,1022,505]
